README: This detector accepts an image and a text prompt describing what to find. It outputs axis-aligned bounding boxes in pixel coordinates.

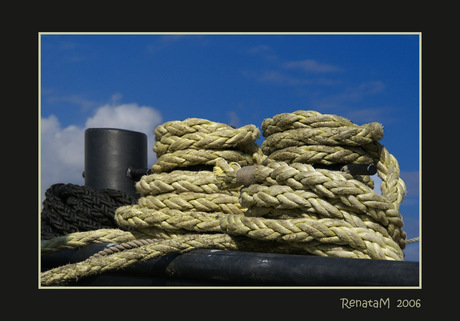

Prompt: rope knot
[213,158,242,190]
[362,122,384,142]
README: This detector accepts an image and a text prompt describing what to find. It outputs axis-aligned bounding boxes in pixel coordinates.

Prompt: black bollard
[84,128,148,197]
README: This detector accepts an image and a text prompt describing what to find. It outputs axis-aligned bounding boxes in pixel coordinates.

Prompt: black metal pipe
[84,128,147,196]
[41,245,419,286]
[342,163,377,175]
[313,163,377,175]
[164,249,419,286]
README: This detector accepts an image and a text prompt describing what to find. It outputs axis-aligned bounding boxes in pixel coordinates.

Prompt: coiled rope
[213,110,407,261]
[41,118,266,285]
[41,183,137,240]
[151,118,265,172]
[115,118,263,235]
[215,161,404,260]
[41,111,410,286]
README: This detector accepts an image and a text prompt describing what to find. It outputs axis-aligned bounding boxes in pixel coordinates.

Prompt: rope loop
[154,124,260,156]
[214,109,407,258]
[114,118,262,236]
[151,118,264,173]
[261,110,355,137]
[41,111,412,286]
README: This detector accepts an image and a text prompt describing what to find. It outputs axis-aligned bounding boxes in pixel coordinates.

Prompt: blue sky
[40,33,420,261]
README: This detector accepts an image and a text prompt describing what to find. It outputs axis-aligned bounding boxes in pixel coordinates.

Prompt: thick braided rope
[152,149,256,173]
[214,160,404,261]
[212,110,407,261]
[241,161,405,246]
[137,193,244,214]
[268,145,374,165]
[41,233,239,285]
[152,119,264,173]
[261,122,384,155]
[41,232,336,286]
[154,124,260,156]
[261,110,356,136]
[114,118,262,236]
[220,215,403,260]
[365,142,406,210]
[261,110,406,211]
[42,118,264,285]
[136,170,229,195]
[88,239,162,259]
[117,205,237,233]
[41,229,138,255]
[41,184,137,240]
[154,118,232,139]
[41,112,407,285]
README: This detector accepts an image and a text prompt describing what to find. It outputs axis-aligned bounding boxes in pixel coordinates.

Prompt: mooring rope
[41,111,411,286]
[41,118,265,285]
[214,160,404,261]
[220,110,406,259]
[151,118,265,172]
[114,118,262,236]
[41,183,137,240]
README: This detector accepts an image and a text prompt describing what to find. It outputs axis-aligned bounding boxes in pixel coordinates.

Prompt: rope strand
[41,111,413,285]
[41,184,137,240]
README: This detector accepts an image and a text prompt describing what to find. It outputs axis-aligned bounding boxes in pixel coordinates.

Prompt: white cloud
[342,107,396,125]
[86,103,161,135]
[283,59,343,73]
[311,80,386,112]
[227,111,241,128]
[46,94,96,111]
[41,115,85,198]
[40,102,162,202]
[248,45,278,61]
[244,70,313,86]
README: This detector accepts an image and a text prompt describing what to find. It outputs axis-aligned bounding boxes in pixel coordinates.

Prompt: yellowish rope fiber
[41,118,263,285]
[41,111,410,286]
[41,229,138,255]
[214,160,404,261]
[214,110,406,261]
